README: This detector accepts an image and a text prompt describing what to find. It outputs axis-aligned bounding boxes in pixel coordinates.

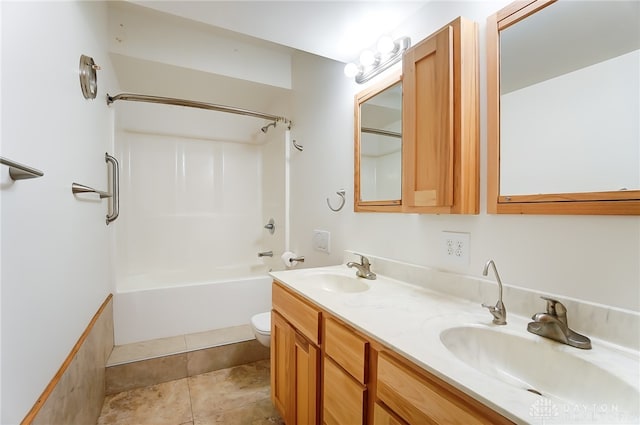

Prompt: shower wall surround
[114,101,286,292]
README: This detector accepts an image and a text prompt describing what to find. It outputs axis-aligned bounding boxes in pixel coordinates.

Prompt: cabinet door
[402,17,480,215]
[294,332,319,425]
[323,358,366,425]
[271,311,292,422]
[403,24,454,209]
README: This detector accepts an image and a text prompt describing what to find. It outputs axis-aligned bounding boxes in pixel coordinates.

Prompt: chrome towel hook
[326,189,346,212]
[292,139,303,152]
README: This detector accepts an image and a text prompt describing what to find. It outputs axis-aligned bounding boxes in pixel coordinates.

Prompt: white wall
[289,51,357,267]
[107,1,292,89]
[289,1,640,312]
[0,2,117,423]
[501,50,639,194]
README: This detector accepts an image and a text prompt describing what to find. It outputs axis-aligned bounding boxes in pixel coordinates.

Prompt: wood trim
[21,293,113,425]
[500,190,640,203]
[486,0,640,216]
[493,200,640,215]
[455,18,480,214]
[498,0,556,29]
[486,11,500,215]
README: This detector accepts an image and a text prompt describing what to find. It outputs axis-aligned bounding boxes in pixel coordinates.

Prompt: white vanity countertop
[270,264,640,425]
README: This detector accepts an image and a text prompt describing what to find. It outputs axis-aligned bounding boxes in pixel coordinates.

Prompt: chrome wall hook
[292,139,303,152]
[264,218,275,234]
[327,189,346,212]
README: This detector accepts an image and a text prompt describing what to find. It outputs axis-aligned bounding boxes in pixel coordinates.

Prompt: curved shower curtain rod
[107,93,292,129]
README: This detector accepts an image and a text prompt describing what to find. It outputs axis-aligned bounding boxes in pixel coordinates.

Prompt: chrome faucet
[481,259,507,325]
[527,296,592,349]
[347,253,377,280]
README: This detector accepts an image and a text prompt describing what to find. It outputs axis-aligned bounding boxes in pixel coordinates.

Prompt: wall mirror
[354,71,403,212]
[487,0,640,214]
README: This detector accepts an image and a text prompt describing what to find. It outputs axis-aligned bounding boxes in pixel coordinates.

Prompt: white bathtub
[113,267,273,345]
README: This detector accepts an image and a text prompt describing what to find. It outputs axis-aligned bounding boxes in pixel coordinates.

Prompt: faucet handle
[540,296,567,320]
[353,253,370,266]
[540,296,560,314]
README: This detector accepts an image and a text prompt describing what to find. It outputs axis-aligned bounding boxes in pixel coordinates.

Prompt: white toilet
[250,312,271,347]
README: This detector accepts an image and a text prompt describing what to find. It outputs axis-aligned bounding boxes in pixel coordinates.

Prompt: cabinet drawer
[373,402,407,425]
[324,317,368,384]
[323,358,365,425]
[272,282,321,344]
[377,352,509,425]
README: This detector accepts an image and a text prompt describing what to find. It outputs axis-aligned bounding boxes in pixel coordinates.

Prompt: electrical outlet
[313,230,330,253]
[441,231,470,268]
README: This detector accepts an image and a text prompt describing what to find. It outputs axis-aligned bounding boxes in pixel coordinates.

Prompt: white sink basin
[440,325,639,416]
[299,271,370,293]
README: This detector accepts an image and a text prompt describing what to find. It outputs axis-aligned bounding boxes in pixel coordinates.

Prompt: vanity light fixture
[344,36,411,84]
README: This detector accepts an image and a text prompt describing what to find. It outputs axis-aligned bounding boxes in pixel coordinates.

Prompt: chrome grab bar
[0,156,44,180]
[71,182,111,198]
[105,153,119,225]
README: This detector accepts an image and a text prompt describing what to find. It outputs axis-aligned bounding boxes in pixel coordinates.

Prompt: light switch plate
[313,230,330,253]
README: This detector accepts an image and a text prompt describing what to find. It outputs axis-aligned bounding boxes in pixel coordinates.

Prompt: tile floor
[98,359,284,425]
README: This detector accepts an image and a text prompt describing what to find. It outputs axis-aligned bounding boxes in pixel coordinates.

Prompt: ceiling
[131,1,429,64]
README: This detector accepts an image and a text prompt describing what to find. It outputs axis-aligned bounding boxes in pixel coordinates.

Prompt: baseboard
[105,339,270,394]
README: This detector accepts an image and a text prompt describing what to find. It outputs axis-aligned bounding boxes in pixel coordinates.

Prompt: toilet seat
[251,312,271,335]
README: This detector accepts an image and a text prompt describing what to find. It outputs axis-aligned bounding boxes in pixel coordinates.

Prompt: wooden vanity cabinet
[271,283,321,425]
[271,281,513,425]
[402,16,479,214]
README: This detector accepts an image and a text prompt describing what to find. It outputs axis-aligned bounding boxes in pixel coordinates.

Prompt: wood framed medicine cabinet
[487,0,640,215]
[354,16,480,214]
[354,71,403,212]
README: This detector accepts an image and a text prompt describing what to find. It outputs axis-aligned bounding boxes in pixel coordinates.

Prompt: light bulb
[359,50,376,67]
[377,36,396,55]
[344,62,360,78]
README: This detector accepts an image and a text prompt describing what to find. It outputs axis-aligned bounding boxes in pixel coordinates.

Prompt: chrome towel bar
[0,156,44,180]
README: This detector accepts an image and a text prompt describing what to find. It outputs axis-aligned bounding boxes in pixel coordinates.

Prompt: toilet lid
[251,312,271,333]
